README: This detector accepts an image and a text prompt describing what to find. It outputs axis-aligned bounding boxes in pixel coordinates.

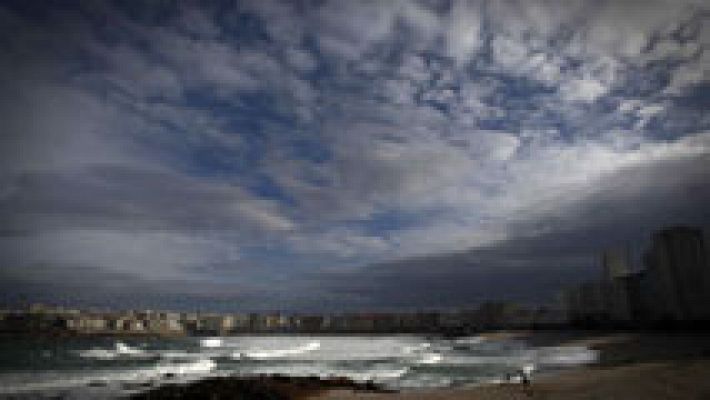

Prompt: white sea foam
[417,352,443,364]
[77,348,118,360]
[116,341,145,355]
[0,374,100,395]
[93,358,217,383]
[244,341,321,359]
[439,354,524,365]
[537,346,599,365]
[154,359,217,376]
[0,358,217,396]
[199,338,223,348]
[403,342,431,354]
[78,341,151,360]
[454,336,485,345]
[350,366,410,381]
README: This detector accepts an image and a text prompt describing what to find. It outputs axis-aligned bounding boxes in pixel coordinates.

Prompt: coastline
[122,330,710,399]
[312,330,710,399]
[312,360,710,399]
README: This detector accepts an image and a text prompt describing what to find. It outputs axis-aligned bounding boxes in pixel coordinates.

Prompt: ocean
[0,334,598,399]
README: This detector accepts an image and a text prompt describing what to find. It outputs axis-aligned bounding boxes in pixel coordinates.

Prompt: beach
[125,331,710,399]
[313,360,710,399]
[4,330,708,399]
[313,331,710,400]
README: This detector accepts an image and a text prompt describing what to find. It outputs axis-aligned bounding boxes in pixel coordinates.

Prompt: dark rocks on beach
[128,375,391,400]
[128,377,287,400]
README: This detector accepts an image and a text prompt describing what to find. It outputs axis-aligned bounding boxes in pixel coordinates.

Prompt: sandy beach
[312,331,710,400]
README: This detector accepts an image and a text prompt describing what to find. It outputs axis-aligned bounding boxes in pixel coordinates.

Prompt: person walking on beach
[518,364,534,397]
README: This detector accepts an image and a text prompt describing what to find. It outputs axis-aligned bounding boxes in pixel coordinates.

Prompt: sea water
[0,334,598,399]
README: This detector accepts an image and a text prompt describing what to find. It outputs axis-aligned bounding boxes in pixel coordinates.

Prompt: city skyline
[1,0,709,312]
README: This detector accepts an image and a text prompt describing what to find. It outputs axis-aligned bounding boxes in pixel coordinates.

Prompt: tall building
[602,247,631,280]
[600,247,633,322]
[643,226,710,322]
[619,271,646,322]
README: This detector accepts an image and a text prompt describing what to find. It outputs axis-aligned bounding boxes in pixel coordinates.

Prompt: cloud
[307,152,710,310]
[0,230,232,280]
[559,78,607,102]
[445,0,483,64]
[1,165,295,234]
[0,0,709,311]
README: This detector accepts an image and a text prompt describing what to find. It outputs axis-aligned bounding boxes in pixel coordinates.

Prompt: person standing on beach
[519,364,534,397]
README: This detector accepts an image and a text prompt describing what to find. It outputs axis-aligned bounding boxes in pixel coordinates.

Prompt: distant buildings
[643,226,710,322]
[562,226,710,327]
[0,303,569,335]
[198,314,234,334]
[601,247,633,323]
[561,282,607,325]
[2,225,706,335]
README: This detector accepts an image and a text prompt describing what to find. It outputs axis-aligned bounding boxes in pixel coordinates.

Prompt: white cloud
[491,35,562,84]
[445,0,483,64]
[558,77,607,102]
[497,130,710,218]
[287,228,390,259]
[235,199,296,232]
[638,104,664,118]
[492,35,528,70]
[617,100,665,130]
[314,1,400,59]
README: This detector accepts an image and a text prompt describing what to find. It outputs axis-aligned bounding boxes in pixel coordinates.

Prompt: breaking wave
[241,341,321,359]
[403,342,431,354]
[416,352,443,364]
[0,358,217,395]
[154,358,217,376]
[199,338,223,348]
[77,341,152,360]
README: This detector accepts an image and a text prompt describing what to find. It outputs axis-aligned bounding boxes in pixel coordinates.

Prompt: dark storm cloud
[306,153,710,310]
[0,262,273,312]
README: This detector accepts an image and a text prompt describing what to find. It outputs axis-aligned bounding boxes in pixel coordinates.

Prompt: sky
[1,0,709,313]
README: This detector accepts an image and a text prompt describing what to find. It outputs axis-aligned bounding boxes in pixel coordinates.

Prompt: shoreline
[313,359,710,399]
[7,330,709,399]
[312,330,710,399]
[126,330,710,399]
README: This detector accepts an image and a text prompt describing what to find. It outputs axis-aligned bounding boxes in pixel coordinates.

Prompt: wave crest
[244,341,321,359]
